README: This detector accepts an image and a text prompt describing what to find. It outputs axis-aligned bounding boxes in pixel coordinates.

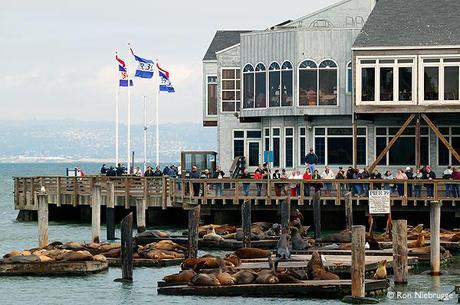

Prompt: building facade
[202,0,459,174]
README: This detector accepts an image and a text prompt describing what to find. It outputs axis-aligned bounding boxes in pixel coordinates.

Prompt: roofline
[202,59,217,63]
[215,43,240,55]
[285,0,353,26]
[352,45,460,51]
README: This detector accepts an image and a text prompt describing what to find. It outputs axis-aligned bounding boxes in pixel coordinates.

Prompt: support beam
[120,212,133,282]
[368,114,415,172]
[136,198,146,233]
[187,205,200,259]
[313,191,321,239]
[241,200,251,248]
[352,122,357,169]
[281,198,290,234]
[91,184,102,243]
[106,182,115,240]
[37,189,48,248]
[415,116,421,169]
[430,200,441,276]
[393,219,408,284]
[421,114,460,163]
[345,192,353,231]
[351,225,365,298]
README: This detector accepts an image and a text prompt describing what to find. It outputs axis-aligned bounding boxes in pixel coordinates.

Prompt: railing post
[37,188,49,248]
[124,177,130,209]
[56,177,61,207]
[242,199,251,248]
[345,192,353,231]
[313,191,321,239]
[136,197,146,233]
[106,181,116,240]
[351,225,365,298]
[91,183,102,243]
[393,219,408,284]
[119,212,133,282]
[430,200,441,276]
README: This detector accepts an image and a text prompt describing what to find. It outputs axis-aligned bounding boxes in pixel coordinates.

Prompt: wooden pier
[0,260,108,276]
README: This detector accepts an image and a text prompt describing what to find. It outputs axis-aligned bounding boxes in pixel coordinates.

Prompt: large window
[421,57,460,103]
[232,130,262,160]
[357,57,415,104]
[346,61,352,94]
[255,63,266,108]
[233,131,245,158]
[221,68,241,112]
[281,61,293,106]
[243,64,255,109]
[438,127,460,166]
[299,59,338,106]
[299,127,307,165]
[285,127,294,168]
[206,75,217,115]
[314,127,367,165]
[272,128,280,167]
[375,127,429,166]
[268,61,293,107]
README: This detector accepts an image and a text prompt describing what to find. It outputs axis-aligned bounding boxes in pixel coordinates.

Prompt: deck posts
[91,184,102,243]
[313,191,321,239]
[106,182,115,240]
[242,199,251,248]
[430,200,441,276]
[37,188,48,248]
[187,205,200,259]
[351,225,365,298]
[345,192,353,231]
[120,212,133,282]
[393,219,408,284]
[281,197,290,234]
[136,197,146,233]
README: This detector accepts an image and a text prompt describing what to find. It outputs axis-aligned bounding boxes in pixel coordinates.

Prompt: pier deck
[0,260,108,276]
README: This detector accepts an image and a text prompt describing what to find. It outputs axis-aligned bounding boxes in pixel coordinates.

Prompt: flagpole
[115,51,119,167]
[155,60,160,167]
[143,95,148,172]
[127,43,132,175]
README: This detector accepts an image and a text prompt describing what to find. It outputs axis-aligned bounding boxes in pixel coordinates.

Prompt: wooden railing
[13,176,460,210]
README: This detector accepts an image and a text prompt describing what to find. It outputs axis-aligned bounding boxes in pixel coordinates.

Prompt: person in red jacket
[303,168,312,196]
[254,168,263,196]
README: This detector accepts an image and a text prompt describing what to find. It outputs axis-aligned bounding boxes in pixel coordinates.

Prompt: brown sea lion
[99,243,121,252]
[222,233,236,239]
[233,269,258,284]
[216,271,235,285]
[163,270,196,283]
[252,222,272,231]
[233,248,271,259]
[92,254,107,262]
[203,227,224,242]
[224,254,241,267]
[37,255,54,262]
[101,248,121,258]
[56,250,93,261]
[154,240,186,252]
[62,241,84,251]
[181,256,223,271]
[373,260,387,279]
[408,234,425,248]
[450,233,460,242]
[255,269,279,284]
[3,254,41,263]
[190,273,221,286]
[276,270,302,283]
[3,250,32,258]
[214,225,237,235]
[143,250,176,260]
[307,251,340,280]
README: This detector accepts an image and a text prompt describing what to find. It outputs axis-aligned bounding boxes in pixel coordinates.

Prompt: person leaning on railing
[422,166,436,197]
[443,166,454,197]
[451,166,460,197]
[240,168,252,196]
[395,169,408,197]
[413,168,423,197]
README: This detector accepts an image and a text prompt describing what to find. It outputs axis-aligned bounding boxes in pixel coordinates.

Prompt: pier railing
[13,176,460,210]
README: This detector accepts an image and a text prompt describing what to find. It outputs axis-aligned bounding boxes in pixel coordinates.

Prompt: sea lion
[214,225,237,236]
[56,250,93,261]
[3,250,32,258]
[203,227,224,242]
[408,234,425,248]
[233,248,271,259]
[99,243,121,252]
[101,248,121,258]
[37,255,54,262]
[154,240,186,252]
[163,270,196,283]
[190,273,221,286]
[2,254,41,264]
[266,223,281,237]
[290,227,310,250]
[181,256,223,271]
[373,260,387,279]
[450,233,460,242]
[224,254,241,267]
[142,249,176,260]
[216,271,235,285]
[62,241,84,251]
[255,269,279,284]
[306,251,340,280]
[276,233,291,259]
[287,269,309,280]
[235,229,261,241]
[276,270,302,283]
[222,233,236,239]
[92,254,107,262]
[252,222,272,231]
[233,269,258,284]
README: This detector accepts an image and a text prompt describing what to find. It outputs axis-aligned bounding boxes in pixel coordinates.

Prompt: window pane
[222,91,235,101]
[255,72,266,108]
[285,138,293,168]
[376,137,387,165]
[438,139,449,166]
[281,70,293,106]
[452,127,460,135]
[236,69,240,79]
[389,137,415,165]
[399,67,412,101]
[357,137,366,165]
[380,67,393,101]
[243,73,254,108]
[207,83,217,115]
[273,128,280,136]
[234,140,244,158]
[285,128,294,136]
[300,128,306,136]
[299,70,317,106]
[424,67,439,100]
[327,138,352,165]
[300,137,306,165]
[222,69,235,79]
[248,142,260,167]
[319,69,337,106]
[421,137,429,166]
[328,128,352,136]
[273,137,280,167]
[315,137,325,165]
[315,128,325,136]
[247,131,262,138]
[444,66,459,100]
[269,71,281,107]
[264,129,270,136]
[347,66,352,93]
[264,137,270,151]
[452,137,460,165]
[234,131,244,138]
[222,102,235,112]
[361,67,375,101]
[376,128,387,135]
[357,128,366,136]
[222,80,235,90]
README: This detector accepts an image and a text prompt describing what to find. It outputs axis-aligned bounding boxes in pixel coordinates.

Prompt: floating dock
[107,258,183,267]
[0,261,108,276]
[157,279,388,298]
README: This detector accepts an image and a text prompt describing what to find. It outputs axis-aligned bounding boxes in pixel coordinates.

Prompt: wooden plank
[124,177,130,209]
[351,225,365,298]
[91,184,101,243]
[187,205,200,258]
[106,181,115,240]
[107,258,183,267]
[313,191,321,239]
[345,192,353,231]
[430,200,441,276]
[422,114,460,163]
[37,189,48,248]
[393,219,408,284]
[368,114,415,172]
[136,198,146,233]
[56,177,61,207]
[415,116,421,169]
[242,199,251,248]
[120,212,133,281]
[281,198,290,234]
[0,261,108,276]
[73,177,78,207]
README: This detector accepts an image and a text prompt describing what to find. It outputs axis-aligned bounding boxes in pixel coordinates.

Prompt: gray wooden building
[202,0,459,174]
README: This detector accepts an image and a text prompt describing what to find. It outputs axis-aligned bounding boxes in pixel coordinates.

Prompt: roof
[353,0,460,49]
[203,30,251,61]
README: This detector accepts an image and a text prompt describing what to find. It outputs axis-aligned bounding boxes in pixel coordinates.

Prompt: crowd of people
[100,163,180,178]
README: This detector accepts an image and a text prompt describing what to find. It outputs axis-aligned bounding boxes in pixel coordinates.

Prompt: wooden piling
[106,181,115,240]
[393,219,408,284]
[120,212,133,282]
[281,198,290,234]
[345,192,353,231]
[430,200,441,276]
[37,188,48,248]
[313,191,321,239]
[136,197,146,233]
[351,225,365,298]
[241,199,251,248]
[187,205,200,259]
[91,184,102,243]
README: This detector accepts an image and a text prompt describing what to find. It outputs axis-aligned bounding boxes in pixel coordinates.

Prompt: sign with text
[369,190,391,214]
[263,150,274,163]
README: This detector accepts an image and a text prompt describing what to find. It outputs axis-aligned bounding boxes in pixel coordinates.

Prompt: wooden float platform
[379,240,460,252]
[157,279,388,298]
[107,258,183,267]
[0,260,108,276]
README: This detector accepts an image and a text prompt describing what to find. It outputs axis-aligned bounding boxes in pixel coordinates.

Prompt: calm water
[0,163,458,305]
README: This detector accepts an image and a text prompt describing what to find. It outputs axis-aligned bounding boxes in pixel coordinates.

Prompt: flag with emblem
[116,55,133,87]
[130,48,155,79]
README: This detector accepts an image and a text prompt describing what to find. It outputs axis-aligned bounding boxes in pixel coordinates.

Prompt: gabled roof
[203,30,251,61]
[353,0,460,49]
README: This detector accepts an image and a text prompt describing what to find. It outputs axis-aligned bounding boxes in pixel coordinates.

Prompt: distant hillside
[0,120,216,162]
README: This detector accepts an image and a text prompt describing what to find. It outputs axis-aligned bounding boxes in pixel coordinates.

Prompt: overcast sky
[1,0,338,124]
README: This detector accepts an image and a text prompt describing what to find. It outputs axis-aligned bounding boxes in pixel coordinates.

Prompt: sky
[0,0,338,124]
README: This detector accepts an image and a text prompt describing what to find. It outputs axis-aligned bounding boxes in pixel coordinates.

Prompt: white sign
[369,190,391,214]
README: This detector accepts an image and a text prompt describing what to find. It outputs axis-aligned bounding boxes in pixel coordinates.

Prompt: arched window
[255,63,266,108]
[318,59,338,105]
[281,61,293,106]
[243,64,254,109]
[269,62,281,107]
[346,61,352,94]
[298,60,318,106]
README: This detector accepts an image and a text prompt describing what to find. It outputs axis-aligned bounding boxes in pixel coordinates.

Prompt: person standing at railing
[422,165,436,197]
[312,169,322,193]
[383,170,394,193]
[443,166,453,197]
[413,168,423,197]
[370,169,382,190]
[288,171,297,197]
[361,167,371,196]
[100,164,108,174]
[335,167,346,196]
[240,168,251,196]
[305,149,319,174]
[303,168,312,196]
[395,169,408,197]
[144,166,154,177]
[353,168,364,196]
[106,166,117,176]
[321,166,334,196]
[273,169,282,196]
[280,169,289,195]
[405,167,414,197]
[153,166,163,177]
[213,166,225,197]
[346,166,355,193]
[294,170,303,196]
[451,166,460,197]
[190,165,201,197]
[254,168,263,196]
[133,166,143,177]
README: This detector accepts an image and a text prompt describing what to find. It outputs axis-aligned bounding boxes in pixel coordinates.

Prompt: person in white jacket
[321,166,335,195]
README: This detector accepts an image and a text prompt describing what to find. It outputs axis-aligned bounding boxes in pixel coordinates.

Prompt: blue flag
[157,64,175,93]
[131,49,155,79]
[116,55,133,87]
